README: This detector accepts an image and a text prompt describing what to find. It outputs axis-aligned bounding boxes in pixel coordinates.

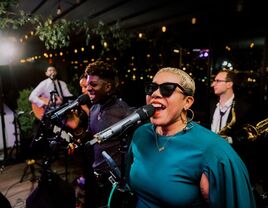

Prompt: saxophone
[242,117,268,141]
[218,101,236,138]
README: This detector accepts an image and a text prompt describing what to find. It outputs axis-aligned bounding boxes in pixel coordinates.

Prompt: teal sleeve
[204,148,256,208]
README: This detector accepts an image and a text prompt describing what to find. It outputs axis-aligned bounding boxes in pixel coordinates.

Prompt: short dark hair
[225,70,236,82]
[219,69,236,83]
[47,65,57,70]
[85,60,119,88]
[79,72,87,80]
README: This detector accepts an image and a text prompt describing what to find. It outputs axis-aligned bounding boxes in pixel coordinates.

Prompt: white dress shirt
[211,95,234,133]
[29,78,73,107]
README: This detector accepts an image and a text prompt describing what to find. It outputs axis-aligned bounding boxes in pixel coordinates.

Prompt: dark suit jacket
[209,96,255,143]
[208,96,259,180]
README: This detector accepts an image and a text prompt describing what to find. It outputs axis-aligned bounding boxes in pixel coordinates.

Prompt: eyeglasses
[145,82,192,97]
[212,79,229,83]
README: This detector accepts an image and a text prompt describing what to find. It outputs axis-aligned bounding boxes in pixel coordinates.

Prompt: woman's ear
[184,96,194,110]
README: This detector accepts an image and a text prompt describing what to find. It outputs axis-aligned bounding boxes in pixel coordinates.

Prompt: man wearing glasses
[210,70,254,142]
[210,69,260,195]
[210,70,236,139]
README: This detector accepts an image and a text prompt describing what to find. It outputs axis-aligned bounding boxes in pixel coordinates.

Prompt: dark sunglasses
[145,82,192,97]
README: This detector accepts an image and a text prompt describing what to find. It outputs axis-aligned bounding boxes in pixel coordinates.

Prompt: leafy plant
[0,0,131,52]
[0,1,35,29]
[16,88,35,138]
[35,17,71,50]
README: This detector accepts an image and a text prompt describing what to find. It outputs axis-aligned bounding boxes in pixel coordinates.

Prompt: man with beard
[29,66,73,119]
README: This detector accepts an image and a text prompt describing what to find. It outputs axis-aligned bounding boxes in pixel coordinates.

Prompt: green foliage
[0,1,32,29]
[35,17,71,50]
[0,0,131,52]
[16,88,35,138]
[0,0,18,14]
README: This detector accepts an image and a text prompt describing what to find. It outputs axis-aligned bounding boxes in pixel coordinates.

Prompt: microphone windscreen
[136,104,155,120]
[77,94,90,105]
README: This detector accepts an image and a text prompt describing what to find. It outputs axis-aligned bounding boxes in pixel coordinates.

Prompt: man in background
[84,60,135,207]
[209,69,264,203]
[29,66,73,120]
[27,65,73,161]
[210,69,253,143]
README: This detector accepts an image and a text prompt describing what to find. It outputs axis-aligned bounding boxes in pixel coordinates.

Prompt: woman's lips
[152,103,165,109]
[151,103,166,116]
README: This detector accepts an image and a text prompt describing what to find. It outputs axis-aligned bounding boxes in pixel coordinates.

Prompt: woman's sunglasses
[145,82,192,97]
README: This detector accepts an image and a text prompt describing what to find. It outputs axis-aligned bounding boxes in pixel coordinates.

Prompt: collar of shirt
[211,95,234,133]
[217,94,234,112]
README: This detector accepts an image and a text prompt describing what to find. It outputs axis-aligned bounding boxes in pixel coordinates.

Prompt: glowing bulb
[191,18,197,25]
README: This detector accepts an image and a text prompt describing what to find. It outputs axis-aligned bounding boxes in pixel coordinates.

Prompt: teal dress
[129,122,256,208]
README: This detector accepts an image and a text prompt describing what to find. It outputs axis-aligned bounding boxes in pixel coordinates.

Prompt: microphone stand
[103,132,134,208]
[118,135,128,190]
[2,111,22,168]
[0,74,8,171]
[20,91,59,182]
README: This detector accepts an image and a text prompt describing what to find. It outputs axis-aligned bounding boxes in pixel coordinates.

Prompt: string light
[225,46,231,51]
[191,17,197,25]
[57,0,62,15]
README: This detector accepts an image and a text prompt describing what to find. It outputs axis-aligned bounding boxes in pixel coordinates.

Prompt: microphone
[50,90,58,95]
[50,90,58,104]
[50,94,90,120]
[90,104,155,145]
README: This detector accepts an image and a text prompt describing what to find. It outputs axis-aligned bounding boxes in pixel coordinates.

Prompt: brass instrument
[242,117,268,141]
[218,101,236,137]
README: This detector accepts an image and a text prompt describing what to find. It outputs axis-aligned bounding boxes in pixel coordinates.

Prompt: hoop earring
[186,109,194,123]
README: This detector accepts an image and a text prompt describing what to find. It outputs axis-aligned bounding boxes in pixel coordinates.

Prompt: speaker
[26,172,76,208]
[0,192,11,208]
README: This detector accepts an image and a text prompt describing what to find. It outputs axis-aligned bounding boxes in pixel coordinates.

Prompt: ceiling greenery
[0,0,130,52]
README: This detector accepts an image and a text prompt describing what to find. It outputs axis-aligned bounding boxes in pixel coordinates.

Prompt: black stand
[19,91,59,183]
[117,135,135,206]
[25,96,77,208]
[6,111,23,162]
[101,134,135,208]
[20,159,38,182]
[0,74,8,172]
[118,136,130,189]
[11,111,21,161]
[0,111,24,173]
[26,158,76,208]
[20,90,75,184]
